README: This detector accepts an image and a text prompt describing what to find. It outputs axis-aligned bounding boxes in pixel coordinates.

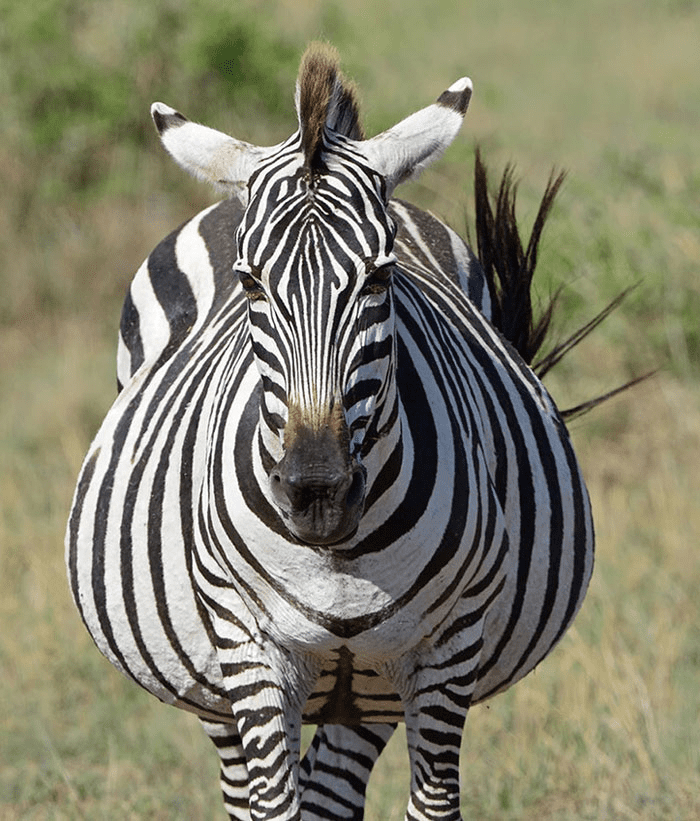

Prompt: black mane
[297,43,364,171]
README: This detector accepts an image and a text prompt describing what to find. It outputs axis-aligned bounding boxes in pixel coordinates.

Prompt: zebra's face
[235,151,398,545]
[151,47,472,545]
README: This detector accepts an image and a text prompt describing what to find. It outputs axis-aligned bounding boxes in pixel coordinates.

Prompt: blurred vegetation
[0,0,298,195]
[1,0,699,818]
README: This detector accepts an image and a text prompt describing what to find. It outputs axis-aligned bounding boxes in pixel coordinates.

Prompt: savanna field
[1,0,699,818]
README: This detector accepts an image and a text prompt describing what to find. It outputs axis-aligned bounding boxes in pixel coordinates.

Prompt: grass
[1,0,699,818]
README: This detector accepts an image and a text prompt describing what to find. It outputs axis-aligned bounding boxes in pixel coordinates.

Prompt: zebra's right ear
[151,103,273,202]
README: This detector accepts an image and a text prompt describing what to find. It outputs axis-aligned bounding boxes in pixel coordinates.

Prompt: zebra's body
[67,45,593,820]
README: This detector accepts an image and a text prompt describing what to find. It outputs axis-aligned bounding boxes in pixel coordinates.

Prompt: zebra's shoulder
[389,198,491,319]
[117,198,245,390]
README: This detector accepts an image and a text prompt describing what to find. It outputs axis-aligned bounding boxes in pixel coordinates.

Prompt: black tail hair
[472,147,651,421]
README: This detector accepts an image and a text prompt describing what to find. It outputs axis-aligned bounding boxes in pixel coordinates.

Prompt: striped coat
[67,44,593,820]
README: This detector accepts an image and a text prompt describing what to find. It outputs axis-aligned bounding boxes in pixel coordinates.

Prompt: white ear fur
[359,77,472,197]
[150,103,275,201]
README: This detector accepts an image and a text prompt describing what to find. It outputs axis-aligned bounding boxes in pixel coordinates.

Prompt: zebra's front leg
[223,642,321,821]
[199,718,251,821]
[383,629,486,821]
[402,693,468,821]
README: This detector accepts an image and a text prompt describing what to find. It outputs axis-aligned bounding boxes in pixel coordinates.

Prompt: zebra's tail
[472,147,651,420]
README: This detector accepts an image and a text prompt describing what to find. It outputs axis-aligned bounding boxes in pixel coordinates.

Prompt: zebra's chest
[199,368,500,663]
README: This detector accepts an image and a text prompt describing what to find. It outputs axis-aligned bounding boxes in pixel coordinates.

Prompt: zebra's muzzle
[269,425,366,545]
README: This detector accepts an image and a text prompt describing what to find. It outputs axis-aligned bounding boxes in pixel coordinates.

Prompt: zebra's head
[151,45,471,546]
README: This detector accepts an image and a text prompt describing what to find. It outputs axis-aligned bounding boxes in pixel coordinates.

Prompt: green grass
[1,0,699,817]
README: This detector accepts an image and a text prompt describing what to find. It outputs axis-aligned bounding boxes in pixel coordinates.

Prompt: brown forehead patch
[297,43,364,171]
[285,396,350,443]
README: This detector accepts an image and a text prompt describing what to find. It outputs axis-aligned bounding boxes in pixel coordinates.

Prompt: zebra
[67,44,595,820]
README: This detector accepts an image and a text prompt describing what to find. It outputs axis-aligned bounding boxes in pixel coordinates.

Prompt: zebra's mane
[296,43,364,171]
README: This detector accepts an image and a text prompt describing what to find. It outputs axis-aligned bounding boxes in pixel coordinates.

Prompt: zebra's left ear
[360,78,472,198]
[151,103,275,202]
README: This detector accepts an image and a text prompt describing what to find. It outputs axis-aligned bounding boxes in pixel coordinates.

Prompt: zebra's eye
[238,269,266,301]
[361,262,394,296]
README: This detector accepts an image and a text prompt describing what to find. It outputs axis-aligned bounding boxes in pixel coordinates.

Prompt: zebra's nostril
[345,468,365,509]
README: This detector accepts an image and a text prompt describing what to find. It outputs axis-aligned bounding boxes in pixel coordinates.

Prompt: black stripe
[148,230,198,343]
[67,448,100,626]
[119,289,144,379]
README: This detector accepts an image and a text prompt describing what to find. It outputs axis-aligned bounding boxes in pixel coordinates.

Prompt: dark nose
[270,462,365,515]
[269,423,366,545]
